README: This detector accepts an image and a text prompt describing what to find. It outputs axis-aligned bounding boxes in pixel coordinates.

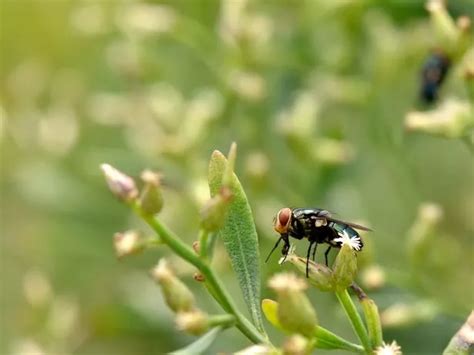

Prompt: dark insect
[266,208,371,277]
[420,50,451,103]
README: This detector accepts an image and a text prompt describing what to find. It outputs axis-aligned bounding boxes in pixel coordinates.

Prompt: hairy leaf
[208,150,265,335]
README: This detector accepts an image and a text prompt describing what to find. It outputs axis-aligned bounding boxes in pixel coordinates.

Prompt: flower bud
[405,99,473,139]
[139,170,163,215]
[200,187,233,231]
[282,334,310,355]
[150,259,195,313]
[235,345,277,355]
[286,254,334,292]
[407,203,443,260]
[380,301,438,328]
[192,241,200,254]
[113,230,145,259]
[101,164,138,202]
[360,298,383,349]
[360,264,386,290]
[193,272,205,282]
[332,243,358,291]
[268,273,318,337]
[175,309,208,335]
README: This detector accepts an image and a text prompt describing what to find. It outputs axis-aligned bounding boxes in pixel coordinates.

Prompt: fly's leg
[280,239,290,264]
[265,236,282,263]
[324,246,332,266]
[306,242,314,277]
[311,242,318,261]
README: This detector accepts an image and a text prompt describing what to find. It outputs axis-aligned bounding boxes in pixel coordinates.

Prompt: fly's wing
[326,217,372,232]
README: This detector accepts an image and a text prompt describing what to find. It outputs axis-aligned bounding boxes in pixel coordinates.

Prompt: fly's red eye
[278,208,291,227]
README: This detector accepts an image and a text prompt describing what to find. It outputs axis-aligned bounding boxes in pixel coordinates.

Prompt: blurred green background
[1,0,473,354]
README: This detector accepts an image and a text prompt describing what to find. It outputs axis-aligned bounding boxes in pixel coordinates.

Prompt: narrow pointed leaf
[170,326,222,355]
[208,150,266,335]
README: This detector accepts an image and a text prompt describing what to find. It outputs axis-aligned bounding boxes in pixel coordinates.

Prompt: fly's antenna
[265,236,282,263]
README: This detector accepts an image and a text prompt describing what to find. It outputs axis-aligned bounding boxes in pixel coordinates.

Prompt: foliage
[1,0,473,354]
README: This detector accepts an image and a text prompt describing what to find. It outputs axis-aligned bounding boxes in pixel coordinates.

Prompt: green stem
[198,229,209,260]
[208,314,236,328]
[335,289,372,353]
[132,204,267,345]
[314,326,365,353]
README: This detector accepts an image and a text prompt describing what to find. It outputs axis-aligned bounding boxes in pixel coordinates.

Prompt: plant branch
[131,203,267,345]
[336,288,372,353]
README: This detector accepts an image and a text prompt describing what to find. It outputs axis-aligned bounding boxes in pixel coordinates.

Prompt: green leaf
[208,149,266,335]
[170,326,223,355]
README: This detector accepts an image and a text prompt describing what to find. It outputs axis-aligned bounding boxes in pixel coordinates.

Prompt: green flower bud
[113,230,145,259]
[139,170,163,215]
[332,243,358,291]
[360,297,383,349]
[286,254,334,292]
[101,164,138,202]
[175,309,208,335]
[200,187,232,231]
[150,259,195,313]
[282,334,310,355]
[268,273,318,338]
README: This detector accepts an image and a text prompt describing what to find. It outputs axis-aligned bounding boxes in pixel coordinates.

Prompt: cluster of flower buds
[101,164,164,214]
[150,259,210,335]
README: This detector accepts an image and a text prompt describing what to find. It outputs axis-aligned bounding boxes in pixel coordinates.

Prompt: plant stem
[208,314,236,328]
[443,311,474,355]
[336,289,372,353]
[198,229,209,260]
[132,205,267,345]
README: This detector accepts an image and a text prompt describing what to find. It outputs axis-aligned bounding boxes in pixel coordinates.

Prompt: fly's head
[273,207,292,235]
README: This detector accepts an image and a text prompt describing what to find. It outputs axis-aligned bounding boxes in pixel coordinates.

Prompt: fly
[266,207,371,277]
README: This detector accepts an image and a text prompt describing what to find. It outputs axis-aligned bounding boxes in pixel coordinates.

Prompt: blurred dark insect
[420,49,451,103]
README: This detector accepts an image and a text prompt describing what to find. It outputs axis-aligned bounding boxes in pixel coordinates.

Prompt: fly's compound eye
[274,207,292,234]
